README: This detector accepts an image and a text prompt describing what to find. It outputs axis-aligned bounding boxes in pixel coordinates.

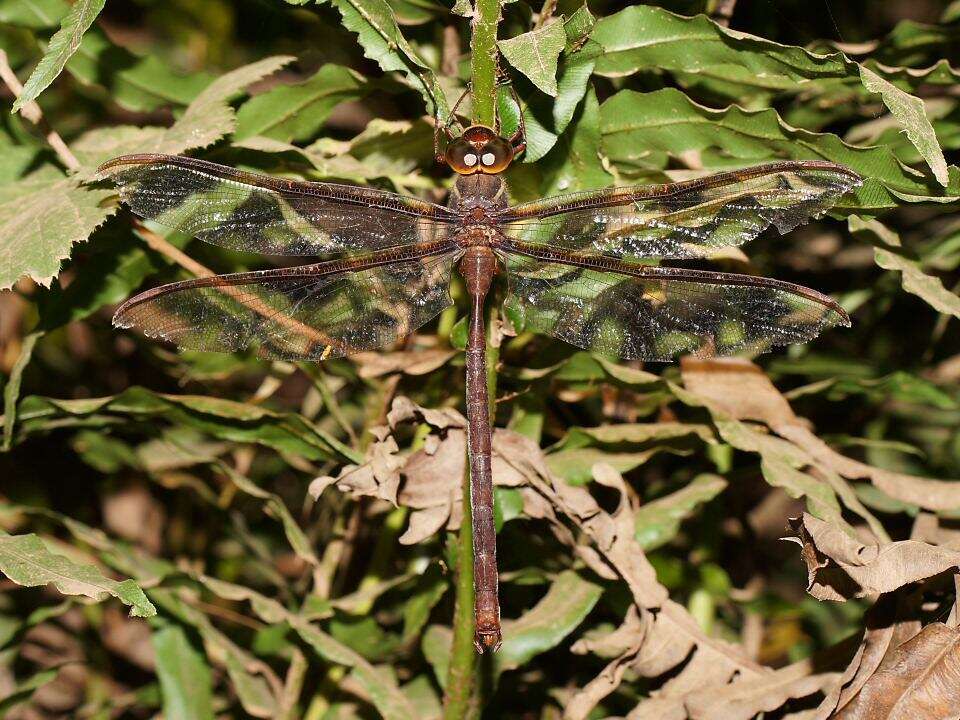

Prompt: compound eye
[481,152,496,166]
[463,153,478,167]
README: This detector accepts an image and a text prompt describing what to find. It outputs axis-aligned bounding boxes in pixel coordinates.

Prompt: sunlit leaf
[499,21,566,97]
[12,0,105,111]
[0,533,156,617]
[234,64,367,142]
[0,166,113,289]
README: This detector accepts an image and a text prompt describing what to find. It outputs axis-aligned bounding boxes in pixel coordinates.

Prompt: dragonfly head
[444,125,517,175]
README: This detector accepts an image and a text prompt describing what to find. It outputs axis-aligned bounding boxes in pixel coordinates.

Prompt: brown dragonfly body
[100,121,860,652]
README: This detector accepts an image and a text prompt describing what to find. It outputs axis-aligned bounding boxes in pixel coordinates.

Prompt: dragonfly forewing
[97,154,457,257]
[501,162,861,262]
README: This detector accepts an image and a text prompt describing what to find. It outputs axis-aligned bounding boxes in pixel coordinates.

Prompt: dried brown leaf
[788,513,960,601]
[830,623,960,720]
[351,348,456,378]
[814,595,923,719]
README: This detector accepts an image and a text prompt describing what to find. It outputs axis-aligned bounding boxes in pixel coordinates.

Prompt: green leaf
[0,0,68,29]
[634,474,728,550]
[9,386,359,462]
[325,0,446,117]
[153,624,215,720]
[196,576,417,720]
[547,446,671,485]
[12,0,106,111]
[850,216,960,318]
[498,20,566,97]
[859,65,949,186]
[402,565,447,644]
[66,28,213,112]
[2,331,40,451]
[69,56,293,175]
[218,464,320,568]
[154,55,296,156]
[599,88,959,212]
[496,570,602,670]
[149,589,279,718]
[533,86,610,196]
[234,64,367,142]
[0,166,114,289]
[0,533,156,616]
[591,6,849,87]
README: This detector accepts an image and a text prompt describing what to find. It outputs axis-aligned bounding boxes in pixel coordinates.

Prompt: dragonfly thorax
[450,174,508,215]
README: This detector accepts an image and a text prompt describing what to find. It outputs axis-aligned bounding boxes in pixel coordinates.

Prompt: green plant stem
[443,459,478,719]
[470,0,501,127]
[445,7,500,715]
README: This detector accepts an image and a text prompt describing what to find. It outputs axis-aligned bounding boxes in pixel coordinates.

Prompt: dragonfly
[98,108,860,653]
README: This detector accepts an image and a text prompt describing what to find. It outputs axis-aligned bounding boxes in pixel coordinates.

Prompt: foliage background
[1,0,960,717]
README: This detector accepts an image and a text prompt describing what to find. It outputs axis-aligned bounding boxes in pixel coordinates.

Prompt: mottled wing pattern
[98,154,456,256]
[113,251,459,360]
[502,252,849,361]
[501,162,861,261]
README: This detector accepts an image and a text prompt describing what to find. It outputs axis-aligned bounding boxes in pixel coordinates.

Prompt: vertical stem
[470,0,501,127]
[445,4,501,714]
[443,455,478,720]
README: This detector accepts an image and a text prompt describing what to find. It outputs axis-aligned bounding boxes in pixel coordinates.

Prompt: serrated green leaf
[325,0,446,116]
[153,624,215,720]
[0,533,156,616]
[33,230,179,330]
[234,64,366,142]
[498,20,566,97]
[71,56,293,174]
[12,0,105,111]
[496,570,602,670]
[859,65,949,186]
[0,166,114,289]
[162,55,295,155]
[634,474,727,550]
[591,6,849,87]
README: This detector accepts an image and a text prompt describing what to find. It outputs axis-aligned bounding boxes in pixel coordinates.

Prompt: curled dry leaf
[309,426,405,506]
[309,397,532,545]
[307,398,778,719]
[788,513,960,601]
[516,463,769,720]
[828,623,960,720]
[813,594,924,719]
